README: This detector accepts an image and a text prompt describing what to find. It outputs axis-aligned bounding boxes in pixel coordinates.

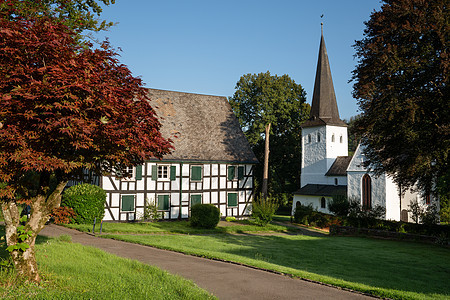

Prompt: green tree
[0,0,115,41]
[229,71,309,198]
[351,0,449,194]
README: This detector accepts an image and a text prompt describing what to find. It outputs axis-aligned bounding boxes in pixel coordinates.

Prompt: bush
[62,184,106,224]
[190,204,220,229]
[328,195,350,217]
[50,206,77,224]
[421,203,440,225]
[293,203,314,225]
[225,216,236,222]
[139,200,160,222]
[251,196,279,226]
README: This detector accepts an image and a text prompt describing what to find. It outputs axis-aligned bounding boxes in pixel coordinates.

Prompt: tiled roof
[147,88,258,164]
[325,156,353,176]
[293,184,347,196]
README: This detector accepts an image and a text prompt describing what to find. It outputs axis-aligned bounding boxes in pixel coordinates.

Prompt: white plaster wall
[301,126,327,187]
[292,195,332,214]
[301,125,348,188]
[325,125,348,167]
[385,175,400,221]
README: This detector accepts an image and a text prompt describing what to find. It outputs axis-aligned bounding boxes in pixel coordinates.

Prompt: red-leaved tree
[0,6,172,281]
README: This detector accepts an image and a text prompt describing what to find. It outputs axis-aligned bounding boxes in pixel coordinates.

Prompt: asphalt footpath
[40,224,375,300]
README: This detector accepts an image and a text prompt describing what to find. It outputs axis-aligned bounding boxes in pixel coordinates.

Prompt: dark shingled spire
[302,24,347,128]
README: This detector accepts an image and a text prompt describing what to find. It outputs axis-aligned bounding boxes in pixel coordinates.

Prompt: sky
[93,0,383,120]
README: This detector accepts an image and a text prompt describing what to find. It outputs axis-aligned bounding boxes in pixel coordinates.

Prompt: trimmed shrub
[62,184,106,224]
[190,204,220,229]
[251,196,279,226]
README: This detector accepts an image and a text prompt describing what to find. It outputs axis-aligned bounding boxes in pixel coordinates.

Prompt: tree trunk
[1,180,67,282]
[262,123,271,199]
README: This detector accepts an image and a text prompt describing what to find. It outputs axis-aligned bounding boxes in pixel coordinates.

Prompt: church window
[317,133,321,142]
[362,174,372,210]
[331,134,335,142]
[340,135,343,143]
[321,197,326,209]
[307,134,311,143]
[334,178,338,186]
[425,194,430,205]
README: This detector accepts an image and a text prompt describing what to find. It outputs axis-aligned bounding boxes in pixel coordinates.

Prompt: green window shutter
[191,166,202,181]
[121,195,135,212]
[135,165,143,180]
[227,193,238,207]
[227,166,235,181]
[158,195,169,210]
[190,194,202,207]
[238,166,244,180]
[152,166,157,180]
[170,166,176,181]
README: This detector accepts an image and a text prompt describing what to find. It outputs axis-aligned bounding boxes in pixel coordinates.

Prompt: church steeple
[302,24,346,128]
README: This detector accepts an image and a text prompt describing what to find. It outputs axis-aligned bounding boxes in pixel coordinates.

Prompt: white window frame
[121,166,134,181]
[158,165,170,181]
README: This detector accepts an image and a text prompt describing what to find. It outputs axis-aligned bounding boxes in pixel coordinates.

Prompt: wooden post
[262,123,271,199]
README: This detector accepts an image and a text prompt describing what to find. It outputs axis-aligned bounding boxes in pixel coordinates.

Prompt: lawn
[89,221,450,300]
[65,219,300,234]
[0,229,215,299]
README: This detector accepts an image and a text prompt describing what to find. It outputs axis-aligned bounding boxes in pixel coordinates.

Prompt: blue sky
[93,0,382,120]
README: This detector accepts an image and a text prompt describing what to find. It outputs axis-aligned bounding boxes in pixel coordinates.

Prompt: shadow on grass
[180,233,449,297]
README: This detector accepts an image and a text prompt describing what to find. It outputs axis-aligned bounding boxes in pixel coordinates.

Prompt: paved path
[40,225,375,300]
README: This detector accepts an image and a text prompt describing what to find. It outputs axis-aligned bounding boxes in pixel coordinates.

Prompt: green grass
[0,231,215,299]
[65,219,300,234]
[103,232,450,299]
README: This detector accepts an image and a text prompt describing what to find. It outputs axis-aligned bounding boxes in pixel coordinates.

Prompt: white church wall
[301,126,328,186]
[292,195,332,214]
[385,175,400,221]
[325,125,348,171]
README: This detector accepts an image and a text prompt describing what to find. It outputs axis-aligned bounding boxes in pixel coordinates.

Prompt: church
[292,29,434,222]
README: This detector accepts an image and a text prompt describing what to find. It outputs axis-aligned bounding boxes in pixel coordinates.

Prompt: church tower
[300,25,348,188]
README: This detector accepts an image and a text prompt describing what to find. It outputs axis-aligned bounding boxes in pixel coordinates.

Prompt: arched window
[334,178,338,186]
[340,135,343,143]
[307,134,311,144]
[317,133,321,142]
[331,134,335,142]
[321,197,326,209]
[425,194,431,205]
[362,174,372,210]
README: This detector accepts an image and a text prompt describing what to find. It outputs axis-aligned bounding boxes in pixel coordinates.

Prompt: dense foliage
[190,204,220,229]
[0,2,172,281]
[229,72,310,199]
[62,184,106,224]
[49,206,76,224]
[251,196,279,226]
[351,0,449,194]
[0,0,115,40]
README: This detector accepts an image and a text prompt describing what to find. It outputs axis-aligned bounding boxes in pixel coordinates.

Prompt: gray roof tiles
[325,156,353,176]
[147,88,258,164]
[294,184,347,196]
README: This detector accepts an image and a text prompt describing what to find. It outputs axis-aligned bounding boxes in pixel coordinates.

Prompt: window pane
[121,195,135,212]
[158,195,169,210]
[190,194,202,207]
[227,193,238,207]
[191,166,202,181]
[228,166,235,181]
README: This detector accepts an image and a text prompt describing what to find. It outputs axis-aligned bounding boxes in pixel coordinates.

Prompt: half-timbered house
[101,89,258,221]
